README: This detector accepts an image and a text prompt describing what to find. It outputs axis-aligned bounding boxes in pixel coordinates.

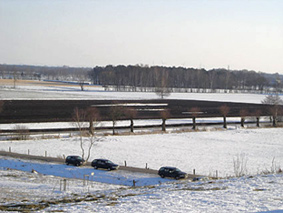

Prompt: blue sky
[0,0,283,73]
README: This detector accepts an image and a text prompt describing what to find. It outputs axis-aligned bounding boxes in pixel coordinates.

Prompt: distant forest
[91,65,283,93]
[0,64,91,82]
[1,64,283,93]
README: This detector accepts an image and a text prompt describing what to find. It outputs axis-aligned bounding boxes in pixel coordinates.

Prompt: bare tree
[79,80,85,91]
[109,104,124,135]
[190,107,201,130]
[262,94,283,127]
[219,105,230,128]
[77,73,87,91]
[254,109,262,127]
[13,71,18,88]
[124,107,137,133]
[13,125,29,140]
[86,107,100,135]
[239,109,249,127]
[72,107,100,163]
[208,71,216,92]
[160,109,170,132]
[155,69,171,99]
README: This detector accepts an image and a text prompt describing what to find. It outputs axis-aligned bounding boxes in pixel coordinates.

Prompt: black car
[91,159,119,170]
[65,155,85,166]
[158,166,187,179]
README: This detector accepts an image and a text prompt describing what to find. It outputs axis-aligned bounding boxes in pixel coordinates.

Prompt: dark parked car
[91,159,119,170]
[65,155,85,166]
[158,166,187,179]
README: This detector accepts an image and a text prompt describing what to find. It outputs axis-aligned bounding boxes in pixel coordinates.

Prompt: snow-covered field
[1,80,283,212]
[1,128,282,178]
[0,79,269,103]
[1,166,283,212]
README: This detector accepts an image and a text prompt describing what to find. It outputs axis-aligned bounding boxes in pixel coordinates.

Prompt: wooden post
[28,149,30,155]
[60,179,67,191]
[124,161,127,167]
[133,180,136,187]
[45,151,47,157]
[83,175,90,186]
[63,179,67,191]
[146,163,148,169]
[216,170,218,179]
[9,147,11,152]
[193,169,195,175]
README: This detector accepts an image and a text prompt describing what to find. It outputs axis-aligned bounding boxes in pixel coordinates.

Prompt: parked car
[158,166,187,179]
[91,159,119,170]
[65,155,85,166]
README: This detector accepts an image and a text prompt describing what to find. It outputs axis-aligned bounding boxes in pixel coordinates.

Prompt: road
[0,150,202,179]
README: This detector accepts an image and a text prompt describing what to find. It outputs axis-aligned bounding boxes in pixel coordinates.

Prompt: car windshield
[175,168,181,172]
[76,156,82,160]
[106,160,113,164]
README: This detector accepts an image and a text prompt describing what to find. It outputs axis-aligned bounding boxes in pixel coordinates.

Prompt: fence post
[9,147,11,152]
[28,149,30,155]
[124,161,127,167]
[45,151,47,157]
[63,179,67,191]
[146,163,148,169]
[193,169,195,175]
[83,175,90,186]
[216,170,218,179]
[60,179,67,191]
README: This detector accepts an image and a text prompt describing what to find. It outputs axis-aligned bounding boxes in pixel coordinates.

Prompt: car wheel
[66,163,69,165]
[175,176,180,180]
[161,175,165,178]
[94,166,97,169]
[107,167,111,171]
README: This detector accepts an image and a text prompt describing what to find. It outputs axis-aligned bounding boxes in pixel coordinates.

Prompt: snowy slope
[1,128,282,178]
[1,167,283,212]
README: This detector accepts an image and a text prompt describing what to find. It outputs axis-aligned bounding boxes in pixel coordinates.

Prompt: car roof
[93,158,109,161]
[161,166,177,169]
[67,155,81,157]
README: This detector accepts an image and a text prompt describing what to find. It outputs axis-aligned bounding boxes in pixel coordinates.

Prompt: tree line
[1,64,283,93]
[90,65,283,93]
[0,64,91,82]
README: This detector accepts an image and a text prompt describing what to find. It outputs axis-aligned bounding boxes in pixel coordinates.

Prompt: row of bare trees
[160,105,268,132]
[2,64,283,94]
[91,65,283,93]
[0,64,92,83]
[72,94,283,141]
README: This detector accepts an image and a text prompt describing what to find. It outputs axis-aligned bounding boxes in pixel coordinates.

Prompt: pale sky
[0,0,283,73]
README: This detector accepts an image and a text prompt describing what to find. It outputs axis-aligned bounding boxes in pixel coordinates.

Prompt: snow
[1,80,283,212]
[1,166,283,212]
[1,128,282,178]
[0,82,270,103]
